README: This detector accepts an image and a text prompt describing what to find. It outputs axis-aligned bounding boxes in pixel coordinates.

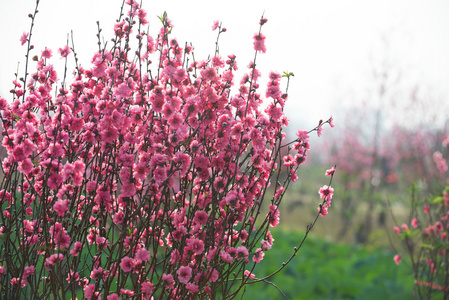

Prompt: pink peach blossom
[20,32,29,45]
[176,266,192,284]
[119,256,135,272]
[58,45,71,58]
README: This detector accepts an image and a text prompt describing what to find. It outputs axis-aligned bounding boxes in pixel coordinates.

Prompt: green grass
[237,228,414,300]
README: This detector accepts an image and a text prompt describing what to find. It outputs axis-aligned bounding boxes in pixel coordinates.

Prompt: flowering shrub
[392,134,449,299]
[0,0,334,299]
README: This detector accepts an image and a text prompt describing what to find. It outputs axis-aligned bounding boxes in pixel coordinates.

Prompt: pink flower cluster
[393,138,449,295]
[0,1,334,299]
[318,183,334,217]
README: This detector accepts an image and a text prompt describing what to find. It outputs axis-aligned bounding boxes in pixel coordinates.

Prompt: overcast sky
[1,0,448,129]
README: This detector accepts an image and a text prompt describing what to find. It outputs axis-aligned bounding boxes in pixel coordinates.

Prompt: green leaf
[431,196,443,205]
[282,71,295,78]
[11,113,20,121]
[181,136,192,147]
[409,229,420,238]
[158,11,167,24]
[421,244,434,250]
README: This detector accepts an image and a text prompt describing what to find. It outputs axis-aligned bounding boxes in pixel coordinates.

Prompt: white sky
[0,0,448,129]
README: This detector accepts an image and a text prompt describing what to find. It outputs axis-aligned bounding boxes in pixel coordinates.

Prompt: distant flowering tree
[326,65,448,244]
[0,0,334,299]
[392,134,449,299]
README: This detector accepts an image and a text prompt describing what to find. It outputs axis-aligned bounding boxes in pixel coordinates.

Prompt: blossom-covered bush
[0,0,334,299]
[393,134,449,299]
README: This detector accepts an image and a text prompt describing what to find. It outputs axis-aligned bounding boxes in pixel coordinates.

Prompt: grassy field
[237,228,414,300]
[277,161,414,248]
[238,163,417,299]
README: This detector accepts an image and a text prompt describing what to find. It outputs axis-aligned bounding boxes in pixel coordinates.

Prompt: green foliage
[239,229,413,300]
[282,71,294,78]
